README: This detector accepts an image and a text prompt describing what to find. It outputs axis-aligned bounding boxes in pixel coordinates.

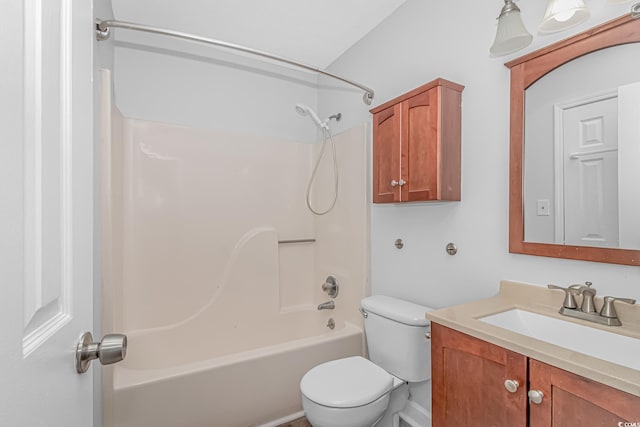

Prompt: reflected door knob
[76,332,127,374]
[528,389,544,404]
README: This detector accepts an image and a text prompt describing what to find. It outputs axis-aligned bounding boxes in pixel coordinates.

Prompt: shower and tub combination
[98,36,369,425]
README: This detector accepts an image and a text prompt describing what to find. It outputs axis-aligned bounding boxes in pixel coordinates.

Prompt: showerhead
[295,104,328,130]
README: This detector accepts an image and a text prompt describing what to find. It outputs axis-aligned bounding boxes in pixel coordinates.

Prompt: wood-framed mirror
[507,14,640,266]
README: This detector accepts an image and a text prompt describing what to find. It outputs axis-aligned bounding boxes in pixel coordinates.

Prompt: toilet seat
[300,356,394,408]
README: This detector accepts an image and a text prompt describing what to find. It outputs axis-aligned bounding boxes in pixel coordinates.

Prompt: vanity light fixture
[539,0,590,33]
[490,0,533,56]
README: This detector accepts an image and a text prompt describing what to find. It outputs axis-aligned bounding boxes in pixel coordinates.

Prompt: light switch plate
[537,199,551,216]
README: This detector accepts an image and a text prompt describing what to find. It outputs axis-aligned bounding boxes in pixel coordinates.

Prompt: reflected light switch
[536,199,551,216]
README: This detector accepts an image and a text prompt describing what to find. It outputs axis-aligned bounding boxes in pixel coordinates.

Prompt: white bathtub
[99,72,368,427]
[107,318,363,427]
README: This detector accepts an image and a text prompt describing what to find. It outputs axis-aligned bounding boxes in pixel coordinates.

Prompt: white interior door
[562,95,619,248]
[618,81,640,249]
[0,0,95,425]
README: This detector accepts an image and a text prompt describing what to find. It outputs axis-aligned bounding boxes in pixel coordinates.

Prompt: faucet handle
[321,276,339,298]
[599,296,637,319]
[548,284,581,309]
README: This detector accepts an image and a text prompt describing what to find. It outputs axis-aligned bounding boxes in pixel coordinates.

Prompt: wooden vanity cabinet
[370,78,463,203]
[431,323,640,427]
[431,323,528,427]
[529,359,640,426]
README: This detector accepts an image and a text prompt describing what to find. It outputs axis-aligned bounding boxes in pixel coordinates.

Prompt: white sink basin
[479,309,640,371]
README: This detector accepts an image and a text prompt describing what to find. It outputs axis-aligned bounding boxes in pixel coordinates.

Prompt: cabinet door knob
[398,179,406,186]
[528,390,544,404]
[504,379,519,393]
[390,180,399,187]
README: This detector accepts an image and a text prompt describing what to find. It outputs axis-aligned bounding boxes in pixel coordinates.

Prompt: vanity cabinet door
[431,323,528,427]
[529,359,640,426]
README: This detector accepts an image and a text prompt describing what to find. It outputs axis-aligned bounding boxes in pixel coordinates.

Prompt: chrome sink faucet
[548,282,636,326]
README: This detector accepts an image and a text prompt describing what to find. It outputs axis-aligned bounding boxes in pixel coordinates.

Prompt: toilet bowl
[300,356,403,427]
[300,295,433,427]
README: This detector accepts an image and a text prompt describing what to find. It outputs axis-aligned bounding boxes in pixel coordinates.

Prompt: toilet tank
[361,295,433,382]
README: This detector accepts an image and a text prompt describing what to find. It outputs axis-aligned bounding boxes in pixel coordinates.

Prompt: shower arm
[96,19,375,105]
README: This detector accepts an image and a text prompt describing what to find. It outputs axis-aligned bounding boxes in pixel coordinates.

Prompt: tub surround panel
[279,243,316,311]
[118,119,315,331]
[313,125,369,330]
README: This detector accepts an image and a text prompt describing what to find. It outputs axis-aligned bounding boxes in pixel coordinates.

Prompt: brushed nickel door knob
[76,332,127,374]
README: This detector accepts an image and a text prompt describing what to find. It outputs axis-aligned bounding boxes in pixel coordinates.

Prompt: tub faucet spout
[317,301,335,310]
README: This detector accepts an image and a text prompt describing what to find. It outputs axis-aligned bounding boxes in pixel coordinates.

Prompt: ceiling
[110,0,407,69]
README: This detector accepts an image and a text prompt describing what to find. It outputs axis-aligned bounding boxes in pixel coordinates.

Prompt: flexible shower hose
[306,127,338,216]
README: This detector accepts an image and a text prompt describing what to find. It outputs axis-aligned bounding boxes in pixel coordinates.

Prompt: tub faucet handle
[322,276,339,298]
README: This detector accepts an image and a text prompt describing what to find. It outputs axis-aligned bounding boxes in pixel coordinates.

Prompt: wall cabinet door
[431,323,528,427]
[402,89,438,202]
[371,78,463,204]
[372,103,401,203]
[529,359,640,426]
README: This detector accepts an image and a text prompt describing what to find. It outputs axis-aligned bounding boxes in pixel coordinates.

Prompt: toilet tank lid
[361,295,432,326]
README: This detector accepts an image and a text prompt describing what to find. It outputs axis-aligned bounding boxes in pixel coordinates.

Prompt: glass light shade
[539,0,590,34]
[490,9,533,56]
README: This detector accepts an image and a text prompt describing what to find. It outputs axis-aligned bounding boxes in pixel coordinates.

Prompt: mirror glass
[523,43,640,250]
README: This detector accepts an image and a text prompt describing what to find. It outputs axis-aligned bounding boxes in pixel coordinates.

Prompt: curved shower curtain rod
[96,19,375,105]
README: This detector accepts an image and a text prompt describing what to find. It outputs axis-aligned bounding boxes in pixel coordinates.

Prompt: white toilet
[300,295,433,427]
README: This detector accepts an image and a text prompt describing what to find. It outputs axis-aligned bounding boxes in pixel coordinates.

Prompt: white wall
[319,0,640,308]
[111,31,321,143]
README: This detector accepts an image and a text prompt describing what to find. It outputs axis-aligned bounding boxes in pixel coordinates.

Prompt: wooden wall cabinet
[432,323,640,427]
[370,79,464,203]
